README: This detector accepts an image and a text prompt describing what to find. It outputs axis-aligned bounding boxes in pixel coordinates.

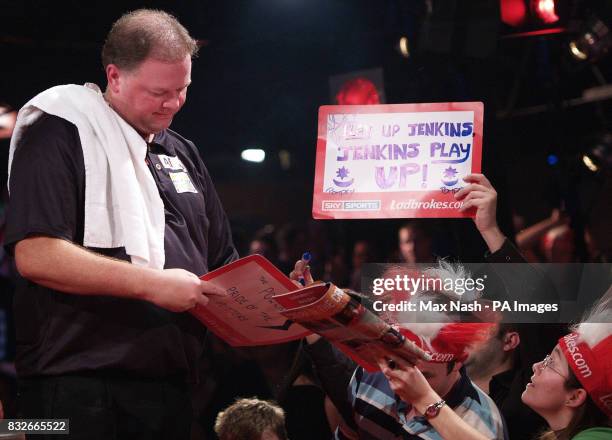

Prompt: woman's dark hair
[537,368,611,440]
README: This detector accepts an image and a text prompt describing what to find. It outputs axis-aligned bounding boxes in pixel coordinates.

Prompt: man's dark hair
[214,398,288,440]
[101,9,198,71]
[446,360,456,375]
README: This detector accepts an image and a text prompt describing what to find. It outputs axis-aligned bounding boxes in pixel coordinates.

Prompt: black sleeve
[200,163,239,270]
[485,239,526,264]
[4,114,84,252]
[181,137,238,270]
[303,338,357,426]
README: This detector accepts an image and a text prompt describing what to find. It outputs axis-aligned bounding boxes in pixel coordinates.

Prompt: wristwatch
[423,399,446,419]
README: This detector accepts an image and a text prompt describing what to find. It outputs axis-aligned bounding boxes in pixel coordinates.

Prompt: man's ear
[106,64,122,94]
[565,388,588,409]
[503,331,520,352]
[452,361,463,374]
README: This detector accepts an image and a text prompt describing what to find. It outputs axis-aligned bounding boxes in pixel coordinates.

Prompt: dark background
[2,0,611,260]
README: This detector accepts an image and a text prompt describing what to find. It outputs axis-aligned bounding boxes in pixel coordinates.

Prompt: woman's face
[521,345,574,415]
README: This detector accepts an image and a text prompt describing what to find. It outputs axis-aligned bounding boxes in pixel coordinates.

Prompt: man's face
[398,226,432,264]
[465,324,506,376]
[416,360,459,398]
[352,241,370,268]
[106,55,192,137]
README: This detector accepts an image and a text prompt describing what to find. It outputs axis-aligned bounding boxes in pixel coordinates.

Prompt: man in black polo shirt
[4,9,238,439]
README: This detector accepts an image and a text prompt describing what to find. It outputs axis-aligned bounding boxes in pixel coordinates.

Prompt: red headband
[559,332,612,417]
[400,323,495,363]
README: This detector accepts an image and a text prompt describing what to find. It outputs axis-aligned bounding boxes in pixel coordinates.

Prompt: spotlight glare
[569,41,588,60]
[241,149,266,163]
[278,150,291,170]
[533,0,559,24]
[582,154,599,172]
[398,36,410,58]
[501,0,528,27]
[568,14,612,62]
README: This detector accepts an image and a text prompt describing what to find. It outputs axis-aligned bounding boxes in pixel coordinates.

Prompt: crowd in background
[0,188,608,439]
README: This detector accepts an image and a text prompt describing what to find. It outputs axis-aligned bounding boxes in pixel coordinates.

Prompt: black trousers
[18,374,192,440]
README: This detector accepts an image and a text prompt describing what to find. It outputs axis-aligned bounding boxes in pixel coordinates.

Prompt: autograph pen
[298,251,312,286]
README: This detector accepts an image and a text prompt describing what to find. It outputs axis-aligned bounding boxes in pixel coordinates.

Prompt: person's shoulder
[163,128,199,155]
[571,427,612,440]
[455,380,505,437]
[465,380,502,416]
[16,114,81,159]
[25,113,79,141]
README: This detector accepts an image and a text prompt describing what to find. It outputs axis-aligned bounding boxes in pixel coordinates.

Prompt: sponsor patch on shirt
[158,154,187,172]
[169,171,198,194]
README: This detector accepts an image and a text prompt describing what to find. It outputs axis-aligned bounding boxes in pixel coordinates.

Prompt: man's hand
[289,258,320,343]
[377,356,492,440]
[377,356,440,412]
[454,173,505,253]
[289,259,314,288]
[145,268,226,312]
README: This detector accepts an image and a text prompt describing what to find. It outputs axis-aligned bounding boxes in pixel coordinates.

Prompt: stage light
[569,15,612,62]
[547,154,559,166]
[501,0,567,38]
[278,150,291,170]
[501,0,528,27]
[241,149,266,163]
[582,155,598,172]
[581,133,612,173]
[569,40,588,60]
[335,77,380,105]
[398,36,410,58]
[532,0,559,25]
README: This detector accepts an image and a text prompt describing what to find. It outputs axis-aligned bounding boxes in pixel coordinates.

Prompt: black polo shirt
[4,114,238,382]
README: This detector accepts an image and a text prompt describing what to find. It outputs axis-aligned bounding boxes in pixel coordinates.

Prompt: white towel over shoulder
[8,83,165,269]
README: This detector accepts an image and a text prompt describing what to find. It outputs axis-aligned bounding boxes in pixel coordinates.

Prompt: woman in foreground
[520,289,612,440]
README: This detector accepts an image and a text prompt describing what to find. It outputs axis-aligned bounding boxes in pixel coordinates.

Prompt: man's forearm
[15,236,155,300]
[412,393,491,440]
[15,236,222,312]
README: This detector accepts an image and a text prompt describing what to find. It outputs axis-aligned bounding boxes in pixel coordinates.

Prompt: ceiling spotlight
[582,154,599,172]
[581,133,612,173]
[569,13,612,62]
[569,40,588,60]
[241,148,266,163]
[501,0,528,27]
[532,0,559,25]
[398,36,410,58]
[278,150,291,170]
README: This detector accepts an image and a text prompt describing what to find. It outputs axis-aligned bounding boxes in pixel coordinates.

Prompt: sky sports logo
[322,200,381,211]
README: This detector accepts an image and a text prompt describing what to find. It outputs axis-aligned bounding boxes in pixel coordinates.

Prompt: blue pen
[298,252,312,286]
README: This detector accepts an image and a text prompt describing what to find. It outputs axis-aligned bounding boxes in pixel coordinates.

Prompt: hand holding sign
[455,173,505,253]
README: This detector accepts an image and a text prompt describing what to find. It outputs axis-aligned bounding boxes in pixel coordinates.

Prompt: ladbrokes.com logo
[563,333,593,378]
[322,200,381,211]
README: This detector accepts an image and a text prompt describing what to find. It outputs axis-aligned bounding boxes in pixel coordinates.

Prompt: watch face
[425,406,439,418]
[424,401,444,418]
